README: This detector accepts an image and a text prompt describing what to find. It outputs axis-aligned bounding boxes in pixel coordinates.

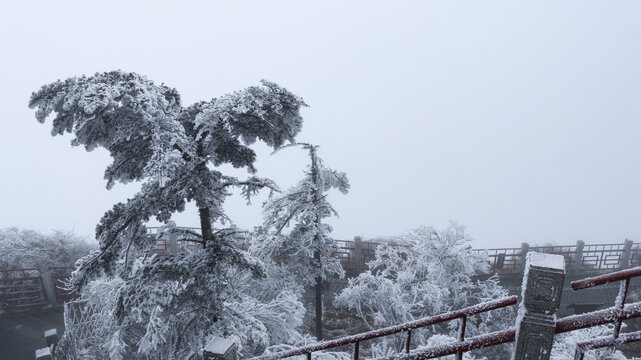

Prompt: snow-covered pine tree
[252,143,349,339]
[28,71,307,358]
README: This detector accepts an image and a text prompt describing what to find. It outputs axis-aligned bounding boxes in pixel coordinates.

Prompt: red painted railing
[246,266,641,360]
[0,268,48,310]
[247,296,518,360]
[375,266,641,360]
[570,266,641,359]
[48,266,75,304]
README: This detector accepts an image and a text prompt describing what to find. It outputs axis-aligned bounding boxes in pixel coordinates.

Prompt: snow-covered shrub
[334,222,515,358]
[0,227,94,268]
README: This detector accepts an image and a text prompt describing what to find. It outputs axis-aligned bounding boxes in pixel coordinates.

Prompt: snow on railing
[246,296,518,360]
[244,264,641,360]
[569,265,641,359]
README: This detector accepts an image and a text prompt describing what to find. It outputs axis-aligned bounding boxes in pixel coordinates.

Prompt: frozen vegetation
[0,227,94,268]
[20,71,638,359]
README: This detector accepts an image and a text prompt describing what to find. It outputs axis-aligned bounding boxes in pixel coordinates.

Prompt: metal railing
[145,227,641,275]
[49,266,75,304]
[246,265,641,360]
[570,266,641,359]
[247,296,518,360]
[374,266,641,360]
[0,268,48,310]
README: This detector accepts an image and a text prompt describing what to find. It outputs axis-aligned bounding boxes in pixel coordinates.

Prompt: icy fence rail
[148,227,641,275]
[245,259,641,360]
[0,266,74,312]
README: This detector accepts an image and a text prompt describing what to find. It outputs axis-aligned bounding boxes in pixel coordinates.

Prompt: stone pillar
[620,239,633,270]
[35,348,52,360]
[36,264,56,306]
[512,252,565,360]
[353,236,363,275]
[168,232,178,254]
[519,242,530,273]
[203,337,238,360]
[573,240,585,273]
[44,329,58,348]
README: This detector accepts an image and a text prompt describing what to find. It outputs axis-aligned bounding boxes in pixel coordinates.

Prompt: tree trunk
[198,206,214,247]
[315,275,323,340]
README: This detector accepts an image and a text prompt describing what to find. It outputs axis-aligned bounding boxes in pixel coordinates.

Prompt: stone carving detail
[512,252,565,360]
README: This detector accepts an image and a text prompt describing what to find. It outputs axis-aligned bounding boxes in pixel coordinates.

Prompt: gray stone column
[35,348,52,360]
[202,337,237,360]
[512,252,565,360]
[353,236,363,275]
[36,264,56,306]
[519,242,530,273]
[620,239,633,270]
[168,232,178,254]
[573,240,585,273]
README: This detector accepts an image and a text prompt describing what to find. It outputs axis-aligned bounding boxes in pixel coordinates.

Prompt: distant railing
[0,266,75,312]
[145,227,641,275]
[0,268,48,310]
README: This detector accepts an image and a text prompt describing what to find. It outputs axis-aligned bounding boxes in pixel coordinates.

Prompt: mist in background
[1,1,640,248]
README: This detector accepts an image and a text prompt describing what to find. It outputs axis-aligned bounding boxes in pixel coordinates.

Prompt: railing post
[202,337,238,360]
[573,240,585,273]
[519,242,530,273]
[35,347,52,360]
[353,236,363,275]
[36,264,56,306]
[512,252,565,360]
[168,232,178,254]
[620,239,633,270]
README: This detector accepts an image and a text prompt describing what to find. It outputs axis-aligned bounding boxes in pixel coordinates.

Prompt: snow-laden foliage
[252,144,349,286]
[334,222,515,358]
[0,227,94,268]
[551,324,629,359]
[63,255,309,359]
[251,143,349,339]
[29,71,307,358]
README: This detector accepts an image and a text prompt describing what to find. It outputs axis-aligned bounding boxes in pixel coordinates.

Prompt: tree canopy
[29,71,308,358]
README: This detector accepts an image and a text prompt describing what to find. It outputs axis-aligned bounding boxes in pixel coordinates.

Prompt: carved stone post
[168,232,178,254]
[620,239,633,270]
[512,252,565,360]
[35,347,52,360]
[519,242,530,273]
[353,236,363,275]
[203,337,238,360]
[36,264,56,306]
[45,329,58,348]
[573,240,585,273]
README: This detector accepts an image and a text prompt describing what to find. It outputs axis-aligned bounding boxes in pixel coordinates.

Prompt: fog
[1,1,640,248]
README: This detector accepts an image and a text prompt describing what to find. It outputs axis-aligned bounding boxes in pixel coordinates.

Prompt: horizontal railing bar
[248,296,517,360]
[373,329,516,360]
[0,276,42,281]
[0,268,38,272]
[373,301,641,360]
[556,301,641,333]
[571,266,641,290]
[576,330,641,351]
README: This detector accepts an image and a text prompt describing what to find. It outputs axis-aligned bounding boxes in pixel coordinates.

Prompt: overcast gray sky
[1,1,640,248]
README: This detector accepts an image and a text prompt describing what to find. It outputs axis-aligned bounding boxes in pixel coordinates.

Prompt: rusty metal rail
[0,268,48,311]
[48,266,75,303]
[569,265,641,359]
[250,265,641,360]
[248,296,518,360]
